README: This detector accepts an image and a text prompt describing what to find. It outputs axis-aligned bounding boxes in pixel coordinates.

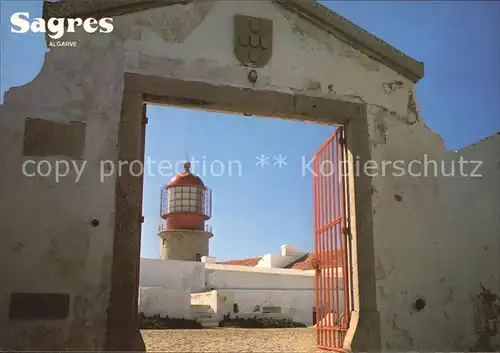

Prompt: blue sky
[1,1,499,261]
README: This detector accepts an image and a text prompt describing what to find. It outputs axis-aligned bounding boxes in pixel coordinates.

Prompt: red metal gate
[313,126,351,351]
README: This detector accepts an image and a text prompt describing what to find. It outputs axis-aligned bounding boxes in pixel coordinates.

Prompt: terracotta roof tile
[216,257,262,267]
[216,250,345,270]
[286,250,344,270]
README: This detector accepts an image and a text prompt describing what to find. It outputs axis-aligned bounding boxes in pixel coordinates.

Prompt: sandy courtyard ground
[142,328,325,352]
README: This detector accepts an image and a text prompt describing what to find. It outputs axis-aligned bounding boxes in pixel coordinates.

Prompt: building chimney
[280,244,301,257]
[201,256,216,263]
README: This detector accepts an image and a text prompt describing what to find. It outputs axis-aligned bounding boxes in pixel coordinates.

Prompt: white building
[140,159,344,327]
[139,243,344,327]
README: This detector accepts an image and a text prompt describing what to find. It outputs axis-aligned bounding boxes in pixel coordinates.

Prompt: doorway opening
[106,74,373,353]
[133,99,352,350]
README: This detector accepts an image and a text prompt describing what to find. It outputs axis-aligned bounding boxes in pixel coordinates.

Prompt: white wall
[138,259,346,326]
[140,258,205,292]
[205,263,314,290]
[226,289,316,326]
[191,290,234,316]
[138,287,192,319]
[191,288,317,325]
[139,259,318,292]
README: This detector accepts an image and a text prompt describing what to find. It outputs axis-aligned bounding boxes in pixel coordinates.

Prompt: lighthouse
[158,162,213,261]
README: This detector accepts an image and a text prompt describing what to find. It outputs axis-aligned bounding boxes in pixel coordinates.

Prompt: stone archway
[112,74,379,351]
[0,1,425,352]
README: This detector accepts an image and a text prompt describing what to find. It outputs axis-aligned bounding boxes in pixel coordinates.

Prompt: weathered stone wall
[0,29,127,351]
[368,104,500,351]
[118,1,413,116]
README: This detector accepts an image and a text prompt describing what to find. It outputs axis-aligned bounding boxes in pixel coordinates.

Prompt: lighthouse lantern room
[157,162,213,262]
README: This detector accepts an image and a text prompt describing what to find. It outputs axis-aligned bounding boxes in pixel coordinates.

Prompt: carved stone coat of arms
[234,14,273,68]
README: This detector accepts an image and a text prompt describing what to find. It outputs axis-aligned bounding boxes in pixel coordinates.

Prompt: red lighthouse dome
[160,162,212,231]
[167,162,205,188]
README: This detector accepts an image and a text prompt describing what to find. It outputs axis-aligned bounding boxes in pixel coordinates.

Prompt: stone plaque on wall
[9,293,70,320]
[234,14,273,68]
[23,118,85,159]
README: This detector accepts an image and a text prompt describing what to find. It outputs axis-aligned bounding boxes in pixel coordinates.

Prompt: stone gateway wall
[369,111,500,351]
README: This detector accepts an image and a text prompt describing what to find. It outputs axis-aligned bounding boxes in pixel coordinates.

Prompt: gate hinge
[142,117,148,124]
[140,216,145,223]
[339,136,346,145]
[342,226,350,236]
[311,256,321,273]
